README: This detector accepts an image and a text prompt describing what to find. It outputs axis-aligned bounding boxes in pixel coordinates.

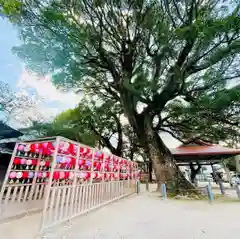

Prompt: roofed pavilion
[172,139,240,166]
[137,139,240,183]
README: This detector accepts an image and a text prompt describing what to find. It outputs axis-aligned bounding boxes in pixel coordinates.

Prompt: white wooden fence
[40,180,136,231]
[0,136,138,233]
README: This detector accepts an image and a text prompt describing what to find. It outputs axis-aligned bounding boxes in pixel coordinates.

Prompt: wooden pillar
[235,155,240,173]
[211,163,218,184]
[222,161,231,185]
[148,161,152,182]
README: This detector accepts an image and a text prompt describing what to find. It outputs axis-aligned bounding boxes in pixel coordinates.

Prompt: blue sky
[0,19,22,90]
[0,18,80,128]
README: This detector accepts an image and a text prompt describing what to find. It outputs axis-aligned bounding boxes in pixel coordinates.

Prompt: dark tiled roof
[171,141,240,156]
[0,122,23,140]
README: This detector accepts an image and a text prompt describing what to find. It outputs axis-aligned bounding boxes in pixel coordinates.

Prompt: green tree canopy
[0,0,22,16]
[21,106,98,147]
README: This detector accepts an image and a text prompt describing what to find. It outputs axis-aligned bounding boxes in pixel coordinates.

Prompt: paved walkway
[0,209,41,239]
[1,191,240,239]
[42,193,240,239]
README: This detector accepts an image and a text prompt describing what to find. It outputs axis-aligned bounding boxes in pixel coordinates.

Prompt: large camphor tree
[2,0,240,190]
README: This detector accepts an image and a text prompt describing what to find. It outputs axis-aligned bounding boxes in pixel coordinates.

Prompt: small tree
[21,108,98,147]
[0,80,44,125]
[21,99,126,153]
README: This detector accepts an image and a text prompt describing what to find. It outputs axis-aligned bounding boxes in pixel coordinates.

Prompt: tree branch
[91,127,120,156]
[186,73,240,95]
[188,40,240,75]
[113,114,123,156]
[83,0,120,83]
[159,127,186,143]
[163,0,177,28]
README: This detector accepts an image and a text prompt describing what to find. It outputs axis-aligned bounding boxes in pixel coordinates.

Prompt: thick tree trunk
[148,161,153,183]
[143,114,194,192]
[190,163,201,184]
[120,90,194,193]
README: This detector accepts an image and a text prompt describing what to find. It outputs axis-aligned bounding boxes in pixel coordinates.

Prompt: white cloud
[7,89,61,128]
[4,68,82,128]
[17,69,80,108]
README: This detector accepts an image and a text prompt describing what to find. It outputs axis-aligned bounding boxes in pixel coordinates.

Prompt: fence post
[137,179,140,194]
[235,185,240,199]
[146,181,149,192]
[207,183,214,203]
[219,181,225,195]
[161,183,167,199]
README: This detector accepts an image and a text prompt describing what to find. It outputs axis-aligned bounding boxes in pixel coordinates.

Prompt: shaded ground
[0,187,239,239]
[146,182,239,199]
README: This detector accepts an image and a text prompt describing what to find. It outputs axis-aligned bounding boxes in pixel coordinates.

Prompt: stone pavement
[42,193,240,239]
[0,189,240,239]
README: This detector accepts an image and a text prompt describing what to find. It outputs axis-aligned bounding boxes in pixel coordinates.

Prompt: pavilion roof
[171,139,240,165]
